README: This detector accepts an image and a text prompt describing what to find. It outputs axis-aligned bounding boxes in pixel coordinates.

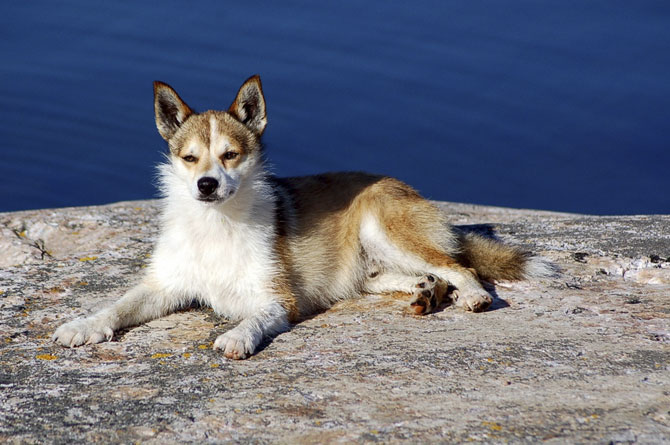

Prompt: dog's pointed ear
[228,75,267,136]
[153,81,194,141]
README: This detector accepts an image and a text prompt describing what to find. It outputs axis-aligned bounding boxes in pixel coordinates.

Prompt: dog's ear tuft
[228,75,267,136]
[153,81,194,141]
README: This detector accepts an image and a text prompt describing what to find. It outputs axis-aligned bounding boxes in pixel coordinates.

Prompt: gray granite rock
[1,200,668,443]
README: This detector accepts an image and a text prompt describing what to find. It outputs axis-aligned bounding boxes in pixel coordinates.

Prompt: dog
[53,75,554,359]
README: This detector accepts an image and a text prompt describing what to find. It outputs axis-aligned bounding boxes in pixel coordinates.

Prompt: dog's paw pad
[410,274,444,315]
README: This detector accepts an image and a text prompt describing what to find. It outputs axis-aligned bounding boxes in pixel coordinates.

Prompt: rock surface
[1,200,668,444]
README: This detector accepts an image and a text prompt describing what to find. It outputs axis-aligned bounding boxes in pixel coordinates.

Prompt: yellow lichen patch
[77,281,88,286]
[198,344,209,350]
[36,354,58,361]
[150,353,172,359]
[47,286,66,294]
[70,231,80,235]
[482,421,502,431]
[17,231,26,238]
[182,352,191,359]
[210,363,219,368]
[79,256,98,262]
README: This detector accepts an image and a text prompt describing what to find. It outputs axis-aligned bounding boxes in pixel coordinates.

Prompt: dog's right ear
[153,81,194,141]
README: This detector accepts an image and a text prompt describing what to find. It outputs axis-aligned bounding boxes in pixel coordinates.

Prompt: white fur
[53,159,289,358]
[153,162,277,315]
[523,255,559,279]
[363,272,418,295]
[360,213,426,274]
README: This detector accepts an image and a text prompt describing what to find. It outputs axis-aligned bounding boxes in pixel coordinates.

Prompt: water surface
[1,1,669,214]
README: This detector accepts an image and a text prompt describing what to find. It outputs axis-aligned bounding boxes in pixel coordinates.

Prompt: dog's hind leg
[53,278,182,347]
[363,271,451,314]
[361,187,493,313]
[363,271,419,295]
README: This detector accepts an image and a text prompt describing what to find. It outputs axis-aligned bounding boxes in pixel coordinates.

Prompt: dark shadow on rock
[486,286,510,311]
[453,223,501,240]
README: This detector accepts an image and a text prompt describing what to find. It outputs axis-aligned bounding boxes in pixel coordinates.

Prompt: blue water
[1,1,669,214]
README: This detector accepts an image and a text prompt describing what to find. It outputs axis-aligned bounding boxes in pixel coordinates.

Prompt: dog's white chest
[149,209,277,319]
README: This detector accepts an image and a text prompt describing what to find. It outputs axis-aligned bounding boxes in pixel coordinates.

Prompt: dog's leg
[425,265,492,312]
[364,271,451,314]
[367,264,491,313]
[363,271,418,294]
[213,301,289,360]
[53,279,178,347]
[364,195,493,313]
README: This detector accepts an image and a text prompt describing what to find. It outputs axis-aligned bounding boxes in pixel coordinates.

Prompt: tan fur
[273,173,511,315]
[271,190,301,322]
[456,232,529,282]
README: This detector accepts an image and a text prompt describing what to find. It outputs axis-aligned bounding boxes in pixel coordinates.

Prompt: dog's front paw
[213,328,258,360]
[52,317,114,347]
[453,288,492,312]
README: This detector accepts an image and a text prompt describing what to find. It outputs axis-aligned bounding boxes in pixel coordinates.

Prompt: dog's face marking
[172,114,249,203]
[153,76,267,204]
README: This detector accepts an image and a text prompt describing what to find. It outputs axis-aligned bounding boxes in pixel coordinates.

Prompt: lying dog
[53,75,553,359]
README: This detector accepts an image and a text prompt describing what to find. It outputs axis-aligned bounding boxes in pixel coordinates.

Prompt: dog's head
[153,76,267,204]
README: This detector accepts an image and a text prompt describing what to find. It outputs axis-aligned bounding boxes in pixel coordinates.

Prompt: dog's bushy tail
[457,232,558,282]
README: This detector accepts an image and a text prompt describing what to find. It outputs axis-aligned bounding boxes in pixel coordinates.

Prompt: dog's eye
[182,155,197,163]
[222,151,239,161]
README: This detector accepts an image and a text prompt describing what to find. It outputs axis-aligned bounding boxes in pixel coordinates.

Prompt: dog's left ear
[228,75,267,136]
[154,81,194,141]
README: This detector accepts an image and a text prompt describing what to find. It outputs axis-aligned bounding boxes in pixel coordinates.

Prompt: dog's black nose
[197,177,219,196]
